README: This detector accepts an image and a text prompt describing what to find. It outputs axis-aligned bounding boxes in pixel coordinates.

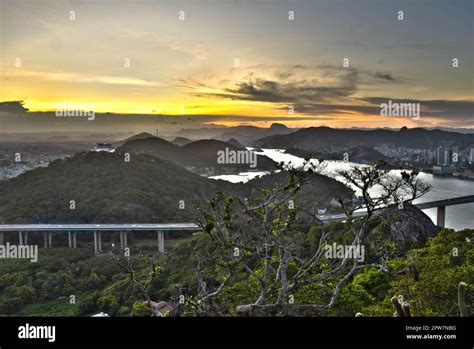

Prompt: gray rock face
[374,203,438,244]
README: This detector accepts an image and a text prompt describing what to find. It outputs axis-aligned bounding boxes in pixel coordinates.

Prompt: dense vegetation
[0,152,351,223]
[0,149,470,317]
[0,227,471,317]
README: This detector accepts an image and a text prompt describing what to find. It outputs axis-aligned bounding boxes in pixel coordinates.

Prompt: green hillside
[0,152,233,223]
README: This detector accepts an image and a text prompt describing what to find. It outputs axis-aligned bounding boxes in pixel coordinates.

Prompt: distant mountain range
[113,132,158,147]
[254,126,474,151]
[175,123,294,145]
[117,133,277,170]
[2,125,473,147]
[172,137,192,146]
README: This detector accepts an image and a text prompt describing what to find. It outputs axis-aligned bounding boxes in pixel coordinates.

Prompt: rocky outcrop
[372,202,438,246]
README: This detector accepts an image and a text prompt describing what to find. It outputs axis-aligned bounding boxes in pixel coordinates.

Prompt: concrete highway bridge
[0,195,472,254]
[0,223,199,254]
[317,195,474,228]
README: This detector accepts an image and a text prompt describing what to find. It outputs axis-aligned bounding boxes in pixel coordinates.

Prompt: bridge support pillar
[437,206,446,228]
[94,231,98,254]
[73,232,77,248]
[157,231,164,254]
[43,232,48,248]
[68,231,72,248]
[18,231,23,245]
[24,232,28,245]
[98,231,102,252]
[48,232,53,248]
[0,232,3,245]
[120,231,128,250]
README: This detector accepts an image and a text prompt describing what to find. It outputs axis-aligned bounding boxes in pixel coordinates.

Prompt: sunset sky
[1,0,473,129]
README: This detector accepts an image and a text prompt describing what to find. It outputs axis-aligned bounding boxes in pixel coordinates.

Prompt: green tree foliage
[0,161,470,317]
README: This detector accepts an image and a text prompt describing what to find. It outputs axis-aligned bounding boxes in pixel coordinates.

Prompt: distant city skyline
[1,0,473,129]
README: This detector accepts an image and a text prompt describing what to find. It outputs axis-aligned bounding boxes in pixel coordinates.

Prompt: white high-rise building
[436,146,444,165]
[444,148,450,166]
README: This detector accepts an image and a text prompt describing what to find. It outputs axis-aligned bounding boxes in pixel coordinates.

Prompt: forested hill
[118,137,277,170]
[0,152,234,223]
[0,151,351,223]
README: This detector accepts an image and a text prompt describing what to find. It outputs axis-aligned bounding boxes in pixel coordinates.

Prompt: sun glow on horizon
[1,0,472,129]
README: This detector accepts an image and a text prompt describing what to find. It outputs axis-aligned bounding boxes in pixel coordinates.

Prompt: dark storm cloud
[374,72,396,81]
[275,64,310,80]
[194,68,360,104]
[191,65,407,105]
[193,78,355,103]
[188,60,471,125]
[225,77,357,103]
